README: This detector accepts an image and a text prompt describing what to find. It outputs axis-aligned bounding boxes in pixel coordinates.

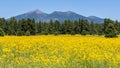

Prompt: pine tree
[105,23,117,38]
[8,17,17,35]
[73,20,81,34]
[0,28,4,36]
[48,20,54,34]
[89,22,97,35]
[80,19,89,34]
[114,20,120,34]
[103,18,113,34]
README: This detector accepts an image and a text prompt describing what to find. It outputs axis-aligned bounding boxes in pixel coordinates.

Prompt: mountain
[45,11,88,22]
[88,16,104,23]
[14,9,48,21]
[12,9,104,23]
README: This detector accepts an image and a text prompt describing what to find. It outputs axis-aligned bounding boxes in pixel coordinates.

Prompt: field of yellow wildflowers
[0,35,120,68]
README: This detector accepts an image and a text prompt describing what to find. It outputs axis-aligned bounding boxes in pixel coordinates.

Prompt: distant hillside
[11,9,104,23]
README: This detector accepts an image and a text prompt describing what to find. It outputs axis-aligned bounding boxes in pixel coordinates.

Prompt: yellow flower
[1,54,6,58]
[3,48,11,53]
[0,35,120,66]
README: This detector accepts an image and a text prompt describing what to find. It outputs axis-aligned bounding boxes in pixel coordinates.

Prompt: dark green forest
[0,17,119,37]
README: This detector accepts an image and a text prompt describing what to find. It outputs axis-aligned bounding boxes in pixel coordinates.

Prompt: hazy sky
[0,0,120,20]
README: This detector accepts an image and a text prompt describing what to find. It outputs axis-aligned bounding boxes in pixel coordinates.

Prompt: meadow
[0,35,120,68]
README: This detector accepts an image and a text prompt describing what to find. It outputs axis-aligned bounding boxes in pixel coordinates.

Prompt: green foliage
[105,23,118,38]
[89,22,97,35]
[80,19,89,34]
[0,28,4,36]
[41,30,48,35]
[71,31,75,35]
[16,29,23,36]
[0,17,120,37]
[53,31,60,36]
[81,30,89,35]
[114,20,120,34]
[103,18,114,33]
[25,30,30,36]
[8,17,17,35]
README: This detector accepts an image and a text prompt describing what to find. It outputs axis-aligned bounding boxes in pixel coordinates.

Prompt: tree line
[0,17,119,37]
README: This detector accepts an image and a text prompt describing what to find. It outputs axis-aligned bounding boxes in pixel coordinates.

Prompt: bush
[81,30,89,35]
[54,31,60,36]
[0,28,4,36]
[25,30,30,36]
[71,31,75,35]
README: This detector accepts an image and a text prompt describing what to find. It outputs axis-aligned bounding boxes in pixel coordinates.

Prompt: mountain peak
[26,9,44,14]
[53,11,75,13]
[53,11,63,13]
[88,16,99,18]
[66,11,74,13]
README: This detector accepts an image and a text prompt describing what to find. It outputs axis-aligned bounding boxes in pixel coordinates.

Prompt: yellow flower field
[0,35,120,68]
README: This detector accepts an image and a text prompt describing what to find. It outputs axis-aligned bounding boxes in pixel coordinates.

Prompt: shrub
[71,31,75,35]
[25,30,30,36]
[81,30,89,35]
[54,31,60,36]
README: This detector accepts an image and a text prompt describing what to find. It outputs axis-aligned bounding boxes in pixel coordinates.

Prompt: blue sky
[0,0,120,20]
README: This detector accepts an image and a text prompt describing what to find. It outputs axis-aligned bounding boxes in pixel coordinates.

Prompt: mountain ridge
[11,9,104,23]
